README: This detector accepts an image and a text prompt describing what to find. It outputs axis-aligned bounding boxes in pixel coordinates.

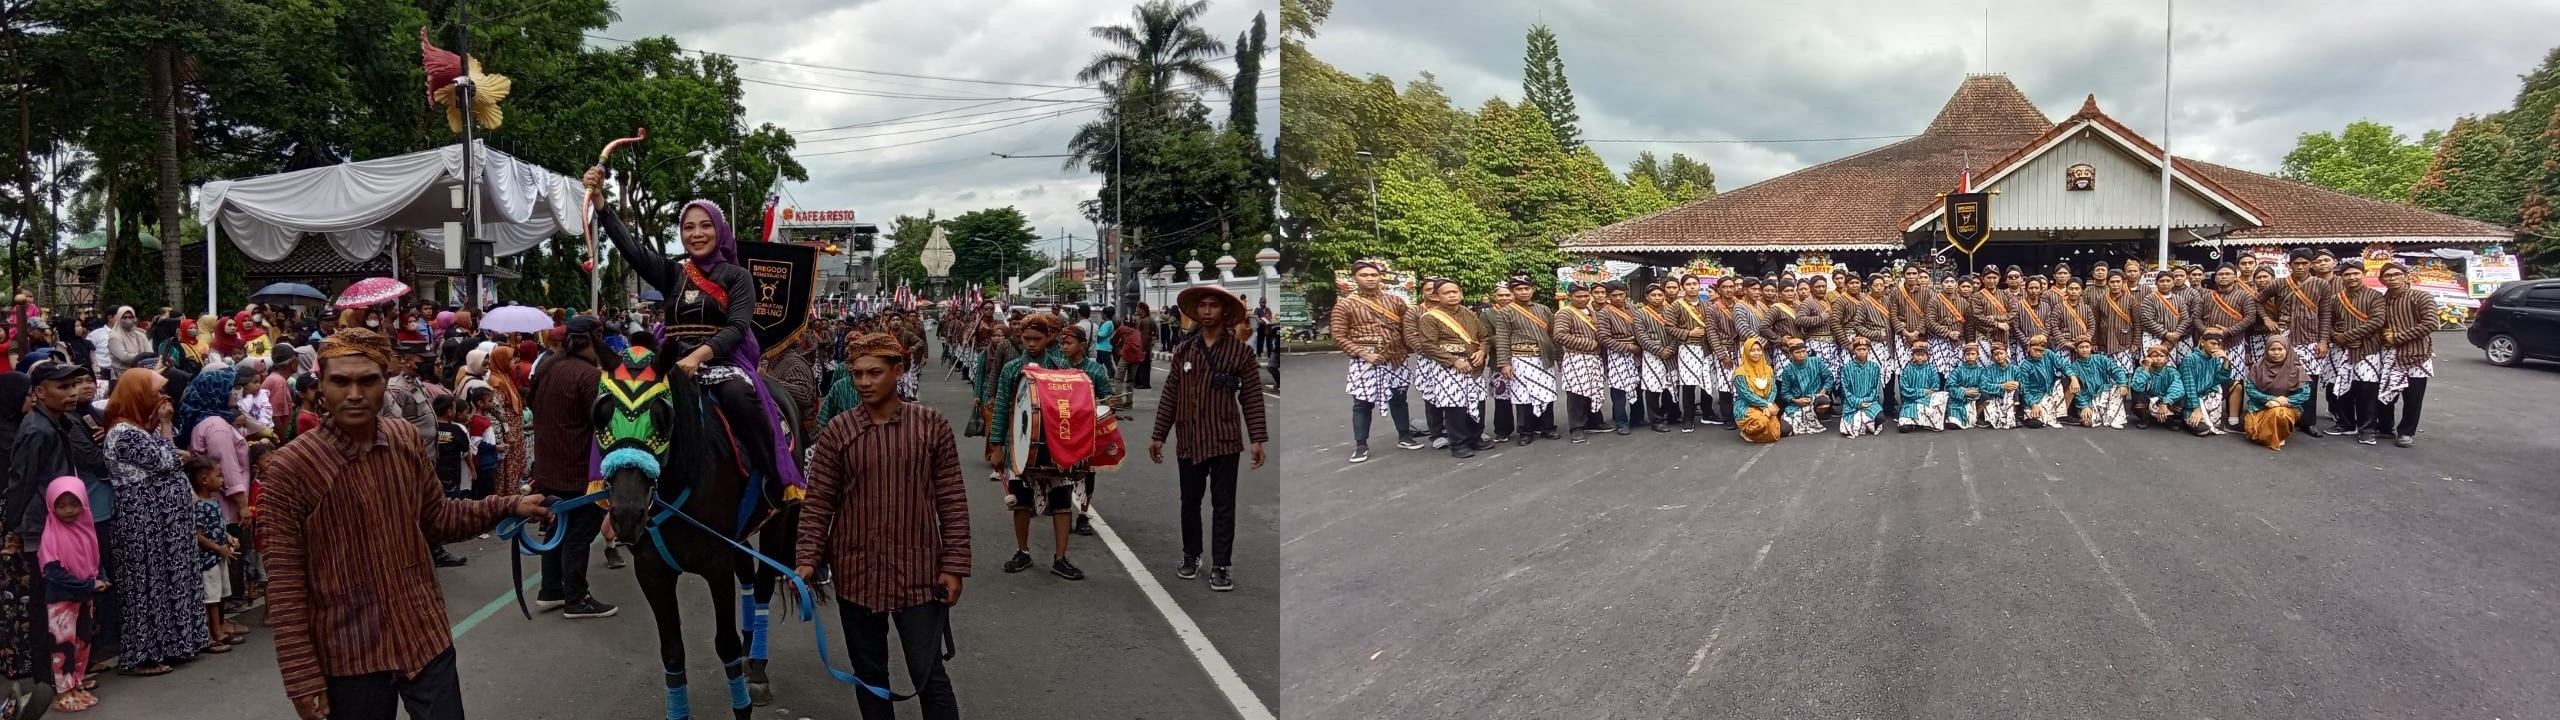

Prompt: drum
[1006,365,1100,475]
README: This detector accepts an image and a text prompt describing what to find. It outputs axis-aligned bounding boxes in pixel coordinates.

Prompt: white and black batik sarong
[1509,357,1557,416]
[1677,345,1714,389]
[2083,390,2127,429]
[2242,335,2268,369]
[2191,387,2229,434]
[1982,390,2019,429]
[1487,366,1513,402]
[1605,350,1640,392]
[2348,352,2386,384]
[1809,339,1845,386]
[1783,404,1828,436]
[2295,340,2329,379]
[1414,360,1487,417]
[1839,406,1882,436]
[2327,347,2355,399]
[2030,382,2071,428]
[1902,391,1949,428]
[1877,339,1904,388]
[1929,338,1962,377]
[899,368,920,402]
[1561,353,1607,402]
[2378,357,2432,405]
[1346,357,1410,410]
[2109,349,2138,376]
[1639,352,1673,394]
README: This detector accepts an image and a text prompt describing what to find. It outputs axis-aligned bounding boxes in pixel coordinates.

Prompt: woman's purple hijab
[671,200,803,490]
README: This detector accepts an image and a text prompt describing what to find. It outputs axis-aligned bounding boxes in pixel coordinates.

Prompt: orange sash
[1509,305,1549,332]
[2154,291,2183,322]
[1349,294,1403,324]
[1424,308,1476,345]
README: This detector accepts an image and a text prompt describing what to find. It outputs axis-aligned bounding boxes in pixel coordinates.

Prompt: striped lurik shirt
[795,400,971,611]
[1151,330,1269,464]
[256,417,521,701]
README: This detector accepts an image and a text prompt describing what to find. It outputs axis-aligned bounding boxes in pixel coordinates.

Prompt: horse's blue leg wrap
[725,658,751,710]
[739,583,770,661]
[664,669,689,720]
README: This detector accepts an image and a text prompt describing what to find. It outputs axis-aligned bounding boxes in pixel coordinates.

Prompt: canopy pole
[204,213,217,315]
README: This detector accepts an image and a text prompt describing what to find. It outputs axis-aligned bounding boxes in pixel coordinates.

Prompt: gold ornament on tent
[420,27,512,133]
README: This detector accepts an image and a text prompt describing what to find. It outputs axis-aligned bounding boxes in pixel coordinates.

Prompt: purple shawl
[669,200,803,490]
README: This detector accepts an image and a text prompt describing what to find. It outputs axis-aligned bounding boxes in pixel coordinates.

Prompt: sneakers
[2392,435,2414,448]
[1074,516,1096,536]
[1052,557,1086,581]
[1002,551,1036,573]
[532,593,568,612]
[1394,438,1426,450]
[1349,446,1371,463]
[1430,436,1450,449]
[603,544,627,570]
[2357,432,2379,445]
[434,553,469,568]
[562,597,620,619]
[1208,567,1235,592]
[1451,444,1475,459]
[1568,430,1588,443]
[1176,556,1200,579]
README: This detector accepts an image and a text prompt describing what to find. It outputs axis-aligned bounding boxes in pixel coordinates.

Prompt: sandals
[52,688,94,713]
[116,664,173,677]
[199,642,232,654]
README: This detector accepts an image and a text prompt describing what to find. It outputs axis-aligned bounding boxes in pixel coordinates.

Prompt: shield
[1943,192,1991,255]
[736,241,818,359]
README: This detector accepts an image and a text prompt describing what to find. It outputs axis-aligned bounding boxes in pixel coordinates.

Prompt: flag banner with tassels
[1942,165,1991,256]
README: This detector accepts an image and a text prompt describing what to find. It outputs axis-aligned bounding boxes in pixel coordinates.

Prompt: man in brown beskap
[1150,287,1267,593]
[258,328,550,720]
[797,332,967,720]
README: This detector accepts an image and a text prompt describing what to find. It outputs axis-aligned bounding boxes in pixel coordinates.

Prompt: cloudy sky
[600,0,1278,262]
[1307,0,2560,191]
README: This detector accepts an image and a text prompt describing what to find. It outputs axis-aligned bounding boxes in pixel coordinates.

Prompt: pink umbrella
[336,277,413,309]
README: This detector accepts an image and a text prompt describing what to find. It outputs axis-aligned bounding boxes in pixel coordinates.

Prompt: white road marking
[2039,486,2169,649]
[2080,435,2108,454]
[1955,442,1985,525]
[1086,509,1275,720]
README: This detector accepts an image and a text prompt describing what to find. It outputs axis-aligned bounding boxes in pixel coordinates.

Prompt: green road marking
[450,536,605,639]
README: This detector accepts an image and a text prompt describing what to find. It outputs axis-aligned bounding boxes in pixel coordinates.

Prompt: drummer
[981,313,1087,581]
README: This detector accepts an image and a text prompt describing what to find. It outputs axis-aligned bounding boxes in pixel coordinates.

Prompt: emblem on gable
[2066,163,2096,191]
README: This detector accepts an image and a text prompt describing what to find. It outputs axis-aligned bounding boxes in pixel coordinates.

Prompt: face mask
[367,319,380,328]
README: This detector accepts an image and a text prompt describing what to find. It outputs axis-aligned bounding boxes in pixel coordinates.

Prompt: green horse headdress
[596,346,671,480]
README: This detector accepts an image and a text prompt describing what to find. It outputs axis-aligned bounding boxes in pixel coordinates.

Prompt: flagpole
[2158,0,2174,270]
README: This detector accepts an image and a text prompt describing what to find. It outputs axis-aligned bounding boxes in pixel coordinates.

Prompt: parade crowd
[1331,249,2442,462]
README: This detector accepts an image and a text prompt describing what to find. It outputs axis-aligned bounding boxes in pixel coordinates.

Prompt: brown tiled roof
[1898,94,2268,229]
[1568,75,2053,252]
[2185,160,2512,242]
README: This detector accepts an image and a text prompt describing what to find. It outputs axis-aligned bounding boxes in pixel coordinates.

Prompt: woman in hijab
[180,369,250,527]
[233,311,272,363]
[583,166,805,504]
[104,308,150,376]
[1731,337,1781,443]
[2242,334,2311,451]
[0,372,45,711]
[205,315,241,364]
[99,369,204,676]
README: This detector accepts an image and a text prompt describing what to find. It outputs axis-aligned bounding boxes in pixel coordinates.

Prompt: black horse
[600,358,805,720]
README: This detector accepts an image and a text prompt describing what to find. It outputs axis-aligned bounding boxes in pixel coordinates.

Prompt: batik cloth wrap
[1486,362,1513,402]
[2030,382,2071,429]
[1809,339,1845,387]
[1345,357,1408,413]
[1604,350,1640,392]
[2192,386,2230,434]
[2295,339,2330,378]
[1981,389,2019,429]
[2347,351,2387,384]
[1508,357,1556,417]
[1877,339,1904,388]
[1638,352,1672,393]
[2082,388,2127,429]
[1677,345,1714,389]
[1783,404,1827,436]
[2109,349,2138,376]
[1413,359,1486,417]
[1560,353,1607,403]
[1839,406,1882,436]
[2327,347,2356,398]
[2377,356,2432,405]
[1901,391,1948,428]
[1928,338,1962,377]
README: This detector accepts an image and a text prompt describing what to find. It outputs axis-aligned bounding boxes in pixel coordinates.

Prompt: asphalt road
[1281,341,2560,719]
[82,342,1277,720]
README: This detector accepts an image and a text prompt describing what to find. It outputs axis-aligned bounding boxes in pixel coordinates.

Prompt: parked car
[2468,278,2560,367]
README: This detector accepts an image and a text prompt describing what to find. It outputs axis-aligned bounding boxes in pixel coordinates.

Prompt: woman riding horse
[583,166,804,507]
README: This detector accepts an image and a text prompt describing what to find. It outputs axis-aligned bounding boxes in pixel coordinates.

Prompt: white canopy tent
[194,140,586,313]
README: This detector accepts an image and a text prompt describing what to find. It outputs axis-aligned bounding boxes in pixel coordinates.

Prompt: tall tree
[2277,120,2440,202]
[1521,24,1581,150]
[1624,150,1716,199]
[1229,11,1266,138]
[942,206,1041,288]
[875,211,938,290]
[2409,115,2520,226]
[1376,152,1503,294]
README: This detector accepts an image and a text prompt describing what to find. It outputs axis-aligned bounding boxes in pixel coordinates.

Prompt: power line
[578,31,1092,89]
[789,106,1101,159]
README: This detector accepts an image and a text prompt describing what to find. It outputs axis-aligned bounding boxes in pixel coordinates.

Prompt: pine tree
[1230,12,1267,137]
[1521,24,1582,151]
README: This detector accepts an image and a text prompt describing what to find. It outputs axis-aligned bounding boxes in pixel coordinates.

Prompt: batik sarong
[1928,338,1961,377]
[1839,405,1883,436]
[1414,360,1487,418]
[2082,390,2127,429]
[1900,391,1948,428]
[2029,382,2071,428]
[2378,357,2432,404]
[2191,387,2229,434]
[1346,358,1409,413]
[1509,357,1556,416]
[2295,340,2329,379]
[1982,390,2019,429]
[2109,349,2138,376]
[1677,345,1714,389]
[1783,404,1827,436]
[1604,350,1640,392]
[1638,352,1672,394]
[1560,353,1607,402]
[2327,348,2356,399]
[1809,339,1845,386]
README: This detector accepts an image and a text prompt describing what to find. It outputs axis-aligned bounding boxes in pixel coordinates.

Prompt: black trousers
[1512,397,1555,435]
[537,488,605,602]
[325,647,464,720]
[1350,388,1418,447]
[1490,400,1517,438]
[1646,390,1678,424]
[1131,354,1154,389]
[841,601,960,720]
[1437,406,1481,454]
[2369,376,2428,438]
[1568,394,1601,432]
[2330,381,2364,432]
[2294,375,2322,431]
[2347,380,2379,434]
[1177,453,1240,567]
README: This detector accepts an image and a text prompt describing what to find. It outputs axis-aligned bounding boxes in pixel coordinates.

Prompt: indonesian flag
[756,195,781,243]
[1957,164,1972,194]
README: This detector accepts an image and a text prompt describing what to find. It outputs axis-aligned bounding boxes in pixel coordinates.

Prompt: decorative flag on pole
[757,195,781,244]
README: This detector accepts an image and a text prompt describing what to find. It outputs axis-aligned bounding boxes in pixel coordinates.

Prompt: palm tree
[1065,0,1231,174]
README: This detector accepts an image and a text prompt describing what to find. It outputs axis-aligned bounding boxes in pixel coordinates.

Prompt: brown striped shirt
[1151,332,1268,464]
[796,401,970,611]
[256,418,521,701]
